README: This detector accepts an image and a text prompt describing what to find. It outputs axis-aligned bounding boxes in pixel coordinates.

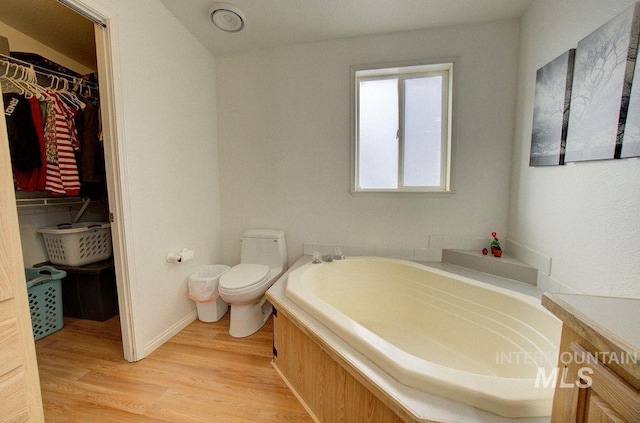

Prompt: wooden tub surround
[272,308,406,423]
[266,256,553,423]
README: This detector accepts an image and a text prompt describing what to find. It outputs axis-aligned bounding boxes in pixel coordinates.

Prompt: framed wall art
[564,2,640,162]
[622,6,640,159]
[530,49,575,166]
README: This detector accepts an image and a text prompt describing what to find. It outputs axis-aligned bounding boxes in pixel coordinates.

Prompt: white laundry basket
[188,265,230,322]
[37,222,112,266]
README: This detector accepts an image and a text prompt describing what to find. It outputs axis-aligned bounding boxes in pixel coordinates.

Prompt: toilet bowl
[219,230,287,337]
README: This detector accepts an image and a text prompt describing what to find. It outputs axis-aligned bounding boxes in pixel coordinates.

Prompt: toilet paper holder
[167,248,195,263]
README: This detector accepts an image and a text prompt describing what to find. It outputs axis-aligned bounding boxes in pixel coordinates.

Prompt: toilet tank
[240,229,287,270]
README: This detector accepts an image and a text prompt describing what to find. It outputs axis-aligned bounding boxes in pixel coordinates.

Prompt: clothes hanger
[0,60,12,78]
[0,62,23,95]
[57,77,85,110]
[2,57,99,102]
[19,66,45,100]
[0,77,23,95]
[8,65,32,98]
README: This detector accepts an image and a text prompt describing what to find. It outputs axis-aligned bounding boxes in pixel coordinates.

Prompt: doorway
[0,0,135,361]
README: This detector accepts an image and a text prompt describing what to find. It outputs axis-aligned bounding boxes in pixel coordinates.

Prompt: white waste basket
[188,265,230,322]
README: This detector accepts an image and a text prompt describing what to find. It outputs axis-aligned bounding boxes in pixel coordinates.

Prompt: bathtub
[285,256,562,418]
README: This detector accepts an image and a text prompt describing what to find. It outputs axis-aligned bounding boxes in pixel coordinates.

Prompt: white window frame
[351,61,453,193]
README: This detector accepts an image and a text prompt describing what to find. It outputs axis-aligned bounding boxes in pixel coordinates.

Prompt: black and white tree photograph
[564,2,640,162]
[622,25,640,158]
[530,50,575,166]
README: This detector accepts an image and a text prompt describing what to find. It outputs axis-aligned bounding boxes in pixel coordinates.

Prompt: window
[352,62,453,193]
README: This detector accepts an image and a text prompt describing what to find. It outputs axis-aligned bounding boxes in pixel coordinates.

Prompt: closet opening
[1,0,134,361]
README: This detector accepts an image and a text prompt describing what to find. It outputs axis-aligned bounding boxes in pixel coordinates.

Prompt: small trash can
[188,265,230,322]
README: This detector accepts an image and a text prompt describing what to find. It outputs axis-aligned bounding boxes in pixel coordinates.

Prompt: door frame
[59,0,138,361]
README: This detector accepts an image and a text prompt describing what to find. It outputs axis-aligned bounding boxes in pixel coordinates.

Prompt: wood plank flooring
[35,314,313,422]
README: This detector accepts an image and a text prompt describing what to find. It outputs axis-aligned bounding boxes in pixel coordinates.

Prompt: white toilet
[219,229,287,337]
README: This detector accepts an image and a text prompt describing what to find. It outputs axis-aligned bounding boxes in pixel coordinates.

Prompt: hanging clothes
[75,95,106,198]
[3,93,41,173]
[29,97,47,191]
[11,96,48,192]
[2,53,101,197]
[44,91,81,196]
[79,97,104,183]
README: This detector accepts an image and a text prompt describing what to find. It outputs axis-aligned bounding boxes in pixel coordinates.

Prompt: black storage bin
[36,259,117,321]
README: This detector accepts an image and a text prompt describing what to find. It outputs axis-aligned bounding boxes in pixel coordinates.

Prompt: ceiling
[0,0,532,66]
[159,0,534,56]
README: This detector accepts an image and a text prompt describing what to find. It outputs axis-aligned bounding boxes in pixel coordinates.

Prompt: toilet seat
[219,264,270,294]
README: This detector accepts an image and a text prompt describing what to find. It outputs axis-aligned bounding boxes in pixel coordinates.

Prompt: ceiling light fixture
[209,2,246,33]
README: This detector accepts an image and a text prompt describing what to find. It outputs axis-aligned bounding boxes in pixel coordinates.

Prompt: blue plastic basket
[26,266,66,340]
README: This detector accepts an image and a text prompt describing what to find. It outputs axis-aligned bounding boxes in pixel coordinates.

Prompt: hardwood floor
[35,314,313,422]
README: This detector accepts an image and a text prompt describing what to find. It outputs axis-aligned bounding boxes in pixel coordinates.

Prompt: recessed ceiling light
[209,2,246,33]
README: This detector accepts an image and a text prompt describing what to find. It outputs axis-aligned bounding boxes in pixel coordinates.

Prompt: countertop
[541,293,640,382]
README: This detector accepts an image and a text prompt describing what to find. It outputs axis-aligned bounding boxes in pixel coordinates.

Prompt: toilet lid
[219,264,270,290]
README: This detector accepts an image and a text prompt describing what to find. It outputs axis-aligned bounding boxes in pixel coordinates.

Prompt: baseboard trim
[141,310,198,359]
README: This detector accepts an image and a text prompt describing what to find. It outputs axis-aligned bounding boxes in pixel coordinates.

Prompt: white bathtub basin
[285,256,561,418]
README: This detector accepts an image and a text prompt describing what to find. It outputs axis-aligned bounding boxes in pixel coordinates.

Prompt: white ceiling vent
[209,2,245,33]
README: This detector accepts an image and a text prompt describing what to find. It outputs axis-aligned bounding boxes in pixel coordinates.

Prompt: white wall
[20,0,223,358]
[98,0,222,356]
[510,0,640,297]
[216,20,520,266]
